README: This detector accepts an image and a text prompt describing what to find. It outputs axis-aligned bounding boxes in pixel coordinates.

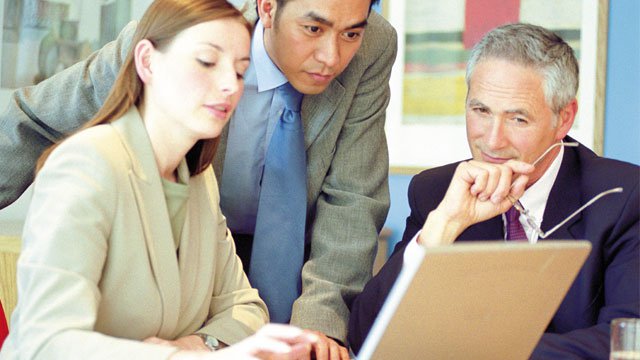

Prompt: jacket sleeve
[289,14,397,343]
[347,173,428,353]
[0,21,135,209]
[198,169,269,345]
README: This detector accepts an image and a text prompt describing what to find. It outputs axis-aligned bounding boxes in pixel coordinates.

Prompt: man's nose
[315,36,339,68]
[485,118,508,149]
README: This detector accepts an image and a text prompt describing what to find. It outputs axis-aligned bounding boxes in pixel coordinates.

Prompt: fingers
[339,344,350,360]
[302,330,349,360]
[285,343,312,360]
[143,336,171,346]
[257,324,312,342]
[245,338,302,359]
[461,160,532,204]
[233,324,317,360]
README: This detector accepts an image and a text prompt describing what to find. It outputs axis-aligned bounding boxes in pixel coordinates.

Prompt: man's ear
[257,0,277,28]
[134,39,156,84]
[555,98,578,140]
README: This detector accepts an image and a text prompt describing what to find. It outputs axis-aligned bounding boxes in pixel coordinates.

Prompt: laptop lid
[357,241,591,360]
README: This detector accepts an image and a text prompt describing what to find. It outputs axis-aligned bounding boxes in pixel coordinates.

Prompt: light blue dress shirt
[219,21,295,234]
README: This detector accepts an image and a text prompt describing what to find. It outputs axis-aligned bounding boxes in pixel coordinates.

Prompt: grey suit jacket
[0,12,397,341]
[0,108,268,359]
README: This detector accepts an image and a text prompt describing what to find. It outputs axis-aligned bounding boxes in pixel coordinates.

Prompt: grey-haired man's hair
[465,23,579,114]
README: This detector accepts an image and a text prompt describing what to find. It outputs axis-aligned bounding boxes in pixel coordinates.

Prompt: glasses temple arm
[540,187,624,239]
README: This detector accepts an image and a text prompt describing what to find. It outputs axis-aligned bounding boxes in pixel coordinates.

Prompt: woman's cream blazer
[1,108,268,359]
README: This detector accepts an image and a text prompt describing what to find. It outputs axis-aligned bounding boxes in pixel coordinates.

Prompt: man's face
[465,58,576,186]
[258,0,369,94]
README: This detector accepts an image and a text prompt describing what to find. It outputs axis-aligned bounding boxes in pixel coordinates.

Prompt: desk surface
[0,233,20,325]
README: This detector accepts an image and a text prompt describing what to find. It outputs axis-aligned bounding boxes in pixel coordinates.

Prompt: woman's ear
[134,39,156,84]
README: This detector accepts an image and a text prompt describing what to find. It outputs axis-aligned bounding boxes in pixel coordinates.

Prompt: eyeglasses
[506,142,624,239]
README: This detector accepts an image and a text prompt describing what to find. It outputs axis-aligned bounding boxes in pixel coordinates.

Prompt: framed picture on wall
[0,0,152,108]
[384,0,609,174]
[0,0,153,230]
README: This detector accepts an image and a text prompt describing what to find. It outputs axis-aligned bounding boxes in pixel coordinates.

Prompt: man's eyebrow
[302,11,368,30]
[505,108,531,117]
[468,99,531,117]
[346,19,368,30]
[467,99,486,108]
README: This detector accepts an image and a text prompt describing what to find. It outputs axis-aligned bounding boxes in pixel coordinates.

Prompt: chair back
[0,236,20,328]
[0,299,8,348]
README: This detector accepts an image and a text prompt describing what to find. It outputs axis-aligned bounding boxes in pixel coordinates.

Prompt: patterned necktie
[506,205,527,241]
[249,82,306,323]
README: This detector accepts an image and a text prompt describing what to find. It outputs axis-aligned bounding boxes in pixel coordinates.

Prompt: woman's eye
[197,59,215,68]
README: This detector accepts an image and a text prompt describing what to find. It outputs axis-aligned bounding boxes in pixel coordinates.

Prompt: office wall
[1,1,638,243]
[0,0,151,231]
[603,0,639,164]
[383,0,640,253]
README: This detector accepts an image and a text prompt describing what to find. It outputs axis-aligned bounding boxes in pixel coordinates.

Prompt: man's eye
[343,31,361,40]
[305,26,320,33]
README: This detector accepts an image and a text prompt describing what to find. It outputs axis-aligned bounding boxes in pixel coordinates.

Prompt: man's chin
[289,74,334,95]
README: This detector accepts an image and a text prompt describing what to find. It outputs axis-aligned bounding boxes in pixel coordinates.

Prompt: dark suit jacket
[348,139,639,359]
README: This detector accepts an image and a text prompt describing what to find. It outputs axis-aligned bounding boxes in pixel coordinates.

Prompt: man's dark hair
[275,0,380,13]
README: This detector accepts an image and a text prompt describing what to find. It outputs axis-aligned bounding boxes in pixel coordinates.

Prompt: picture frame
[0,0,152,109]
[384,0,609,174]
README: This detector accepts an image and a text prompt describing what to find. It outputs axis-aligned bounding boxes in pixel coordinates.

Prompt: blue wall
[604,0,640,164]
[383,0,640,253]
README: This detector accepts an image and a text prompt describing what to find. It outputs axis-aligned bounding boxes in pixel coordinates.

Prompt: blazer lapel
[458,216,504,242]
[301,79,345,150]
[112,108,182,337]
[540,144,583,241]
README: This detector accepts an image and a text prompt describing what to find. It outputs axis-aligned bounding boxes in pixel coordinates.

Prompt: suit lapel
[301,79,345,150]
[458,216,504,242]
[112,108,181,337]
[540,144,582,241]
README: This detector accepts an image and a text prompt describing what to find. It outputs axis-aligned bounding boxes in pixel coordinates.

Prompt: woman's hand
[169,324,317,360]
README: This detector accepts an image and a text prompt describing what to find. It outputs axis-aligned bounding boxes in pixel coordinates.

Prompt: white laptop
[357,241,591,360]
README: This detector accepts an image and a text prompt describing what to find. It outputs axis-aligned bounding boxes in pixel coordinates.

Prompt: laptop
[356,241,591,360]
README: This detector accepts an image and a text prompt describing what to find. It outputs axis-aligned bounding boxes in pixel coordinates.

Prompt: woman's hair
[37,0,252,175]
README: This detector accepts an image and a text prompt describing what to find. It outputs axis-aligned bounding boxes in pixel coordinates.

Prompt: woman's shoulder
[47,123,128,173]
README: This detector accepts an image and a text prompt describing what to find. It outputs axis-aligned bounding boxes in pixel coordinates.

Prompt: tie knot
[279,82,302,112]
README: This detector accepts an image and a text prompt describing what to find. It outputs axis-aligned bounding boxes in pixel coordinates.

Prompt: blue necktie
[249,82,306,323]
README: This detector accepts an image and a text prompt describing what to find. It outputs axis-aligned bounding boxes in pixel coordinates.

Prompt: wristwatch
[196,333,221,351]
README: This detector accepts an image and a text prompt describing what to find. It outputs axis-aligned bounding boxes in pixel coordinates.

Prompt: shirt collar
[520,143,564,213]
[516,143,565,241]
[252,20,288,92]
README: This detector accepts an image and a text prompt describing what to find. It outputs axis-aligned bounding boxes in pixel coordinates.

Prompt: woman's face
[144,18,251,141]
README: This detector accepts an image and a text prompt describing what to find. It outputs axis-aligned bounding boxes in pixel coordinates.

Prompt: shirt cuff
[402,231,426,269]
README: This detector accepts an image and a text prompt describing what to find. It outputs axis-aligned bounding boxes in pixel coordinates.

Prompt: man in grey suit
[0,0,397,358]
